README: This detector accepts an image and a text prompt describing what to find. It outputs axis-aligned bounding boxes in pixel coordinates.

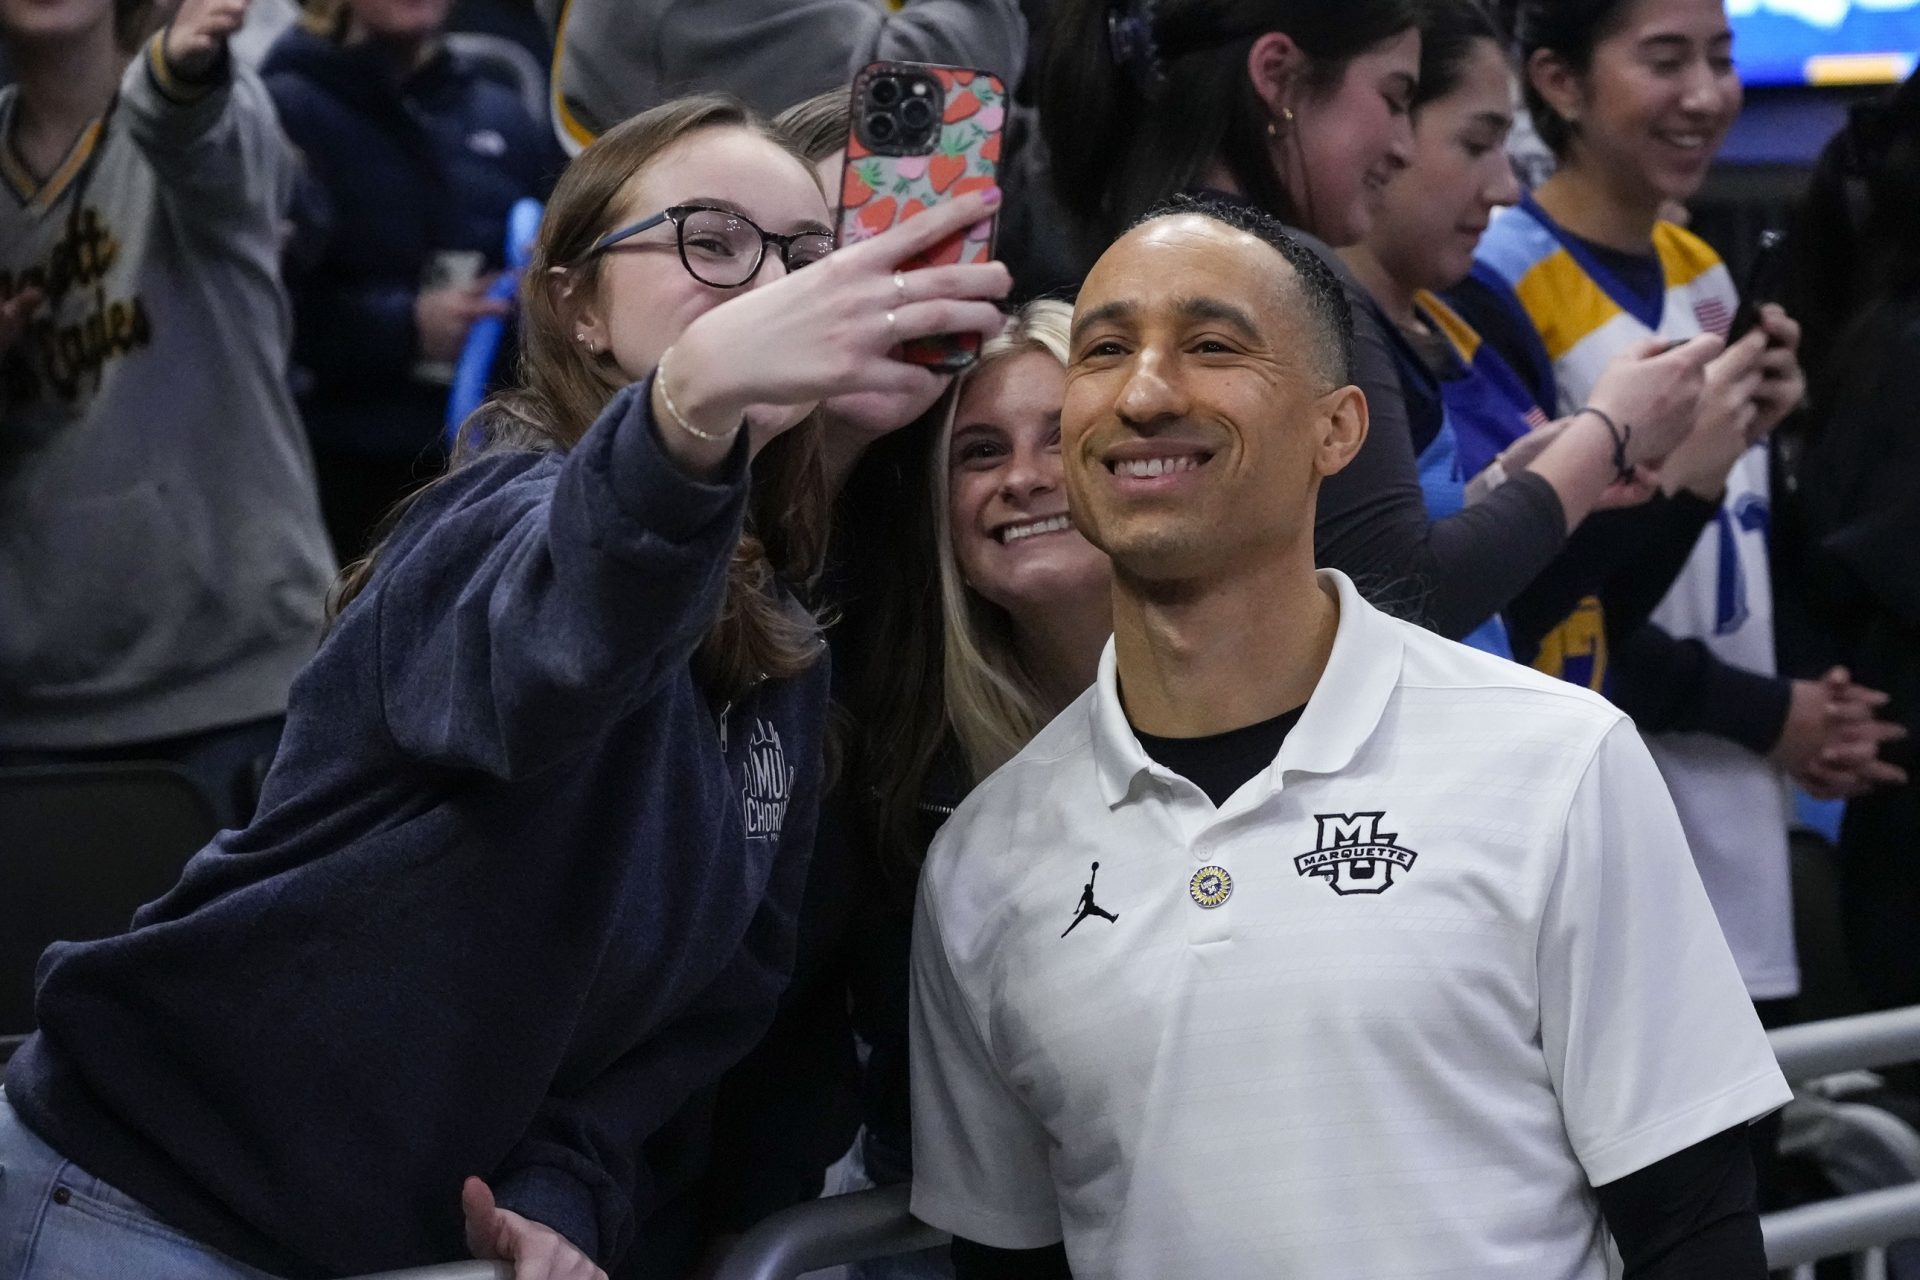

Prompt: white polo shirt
[909,569,1790,1280]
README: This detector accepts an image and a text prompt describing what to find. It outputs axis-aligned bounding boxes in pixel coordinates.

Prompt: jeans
[0,1092,280,1280]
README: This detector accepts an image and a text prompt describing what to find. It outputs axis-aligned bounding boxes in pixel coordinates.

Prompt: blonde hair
[934,298,1077,781]
[774,89,852,164]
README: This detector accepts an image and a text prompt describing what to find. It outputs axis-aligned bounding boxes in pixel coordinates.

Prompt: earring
[577,333,597,356]
[1267,107,1296,139]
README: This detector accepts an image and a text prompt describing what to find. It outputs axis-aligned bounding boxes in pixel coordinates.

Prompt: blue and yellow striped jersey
[1459,194,1794,1003]
[1466,193,1737,416]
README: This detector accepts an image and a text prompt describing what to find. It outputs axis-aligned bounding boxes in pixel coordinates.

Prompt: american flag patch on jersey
[1695,298,1732,335]
[1524,406,1551,429]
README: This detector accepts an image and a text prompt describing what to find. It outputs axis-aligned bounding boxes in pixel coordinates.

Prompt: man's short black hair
[1128,194,1356,387]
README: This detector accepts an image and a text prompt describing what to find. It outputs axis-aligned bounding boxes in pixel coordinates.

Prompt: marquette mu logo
[1295,812,1419,896]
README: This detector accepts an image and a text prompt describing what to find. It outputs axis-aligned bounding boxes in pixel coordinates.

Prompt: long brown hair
[332,95,831,701]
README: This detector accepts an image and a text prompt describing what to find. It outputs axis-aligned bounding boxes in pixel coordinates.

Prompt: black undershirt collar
[1131,706,1306,808]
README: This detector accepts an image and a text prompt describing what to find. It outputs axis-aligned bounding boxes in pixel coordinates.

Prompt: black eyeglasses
[578,204,835,288]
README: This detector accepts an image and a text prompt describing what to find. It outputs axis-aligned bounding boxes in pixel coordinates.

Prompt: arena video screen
[1731,0,1920,86]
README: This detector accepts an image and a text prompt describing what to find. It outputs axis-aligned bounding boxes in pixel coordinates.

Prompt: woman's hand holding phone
[656,189,1010,457]
[1746,303,1806,442]
[1656,331,1766,500]
[836,63,1008,369]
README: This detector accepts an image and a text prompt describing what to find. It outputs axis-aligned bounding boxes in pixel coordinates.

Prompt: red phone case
[836,62,1006,370]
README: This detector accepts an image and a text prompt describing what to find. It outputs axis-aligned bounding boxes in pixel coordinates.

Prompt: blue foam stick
[446,198,545,449]
[1794,789,1846,845]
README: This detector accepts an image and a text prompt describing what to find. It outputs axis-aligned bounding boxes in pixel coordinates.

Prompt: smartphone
[1726,228,1787,346]
[836,61,1007,371]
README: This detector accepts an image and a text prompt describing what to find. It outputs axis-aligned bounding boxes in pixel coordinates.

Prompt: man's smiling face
[1062,214,1357,587]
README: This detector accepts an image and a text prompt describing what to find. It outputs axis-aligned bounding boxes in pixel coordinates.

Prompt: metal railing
[711,1185,948,1280]
[1764,1183,1920,1270]
[1771,1005,1920,1083]
[1760,1004,1920,1277]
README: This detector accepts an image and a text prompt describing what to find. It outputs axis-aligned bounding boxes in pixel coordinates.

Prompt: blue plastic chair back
[446,198,544,449]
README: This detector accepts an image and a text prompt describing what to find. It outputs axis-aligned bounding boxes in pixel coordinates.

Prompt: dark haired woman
[0,95,1011,1280]
[1032,0,1708,649]
[1778,74,1920,1011]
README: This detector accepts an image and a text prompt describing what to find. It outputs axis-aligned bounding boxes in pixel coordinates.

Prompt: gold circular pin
[1189,865,1232,909]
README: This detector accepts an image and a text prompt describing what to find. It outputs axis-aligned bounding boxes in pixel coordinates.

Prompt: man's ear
[1314,384,1369,479]
[548,266,607,352]
[1246,31,1306,128]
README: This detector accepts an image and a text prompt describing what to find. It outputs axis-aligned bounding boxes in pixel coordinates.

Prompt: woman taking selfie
[0,94,1010,1280]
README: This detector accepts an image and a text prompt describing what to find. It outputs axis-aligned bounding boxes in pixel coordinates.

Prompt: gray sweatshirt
[538,0,1028,150]
[0,41,335,749]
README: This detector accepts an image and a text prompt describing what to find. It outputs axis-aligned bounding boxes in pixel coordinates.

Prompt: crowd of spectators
[1,0,1917,1275]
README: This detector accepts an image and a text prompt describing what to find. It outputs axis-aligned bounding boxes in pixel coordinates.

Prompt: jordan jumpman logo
[1061,861,1120,937]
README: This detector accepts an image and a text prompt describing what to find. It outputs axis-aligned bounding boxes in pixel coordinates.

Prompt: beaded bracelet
[656,348,739,444]
[1575,405,1634,482]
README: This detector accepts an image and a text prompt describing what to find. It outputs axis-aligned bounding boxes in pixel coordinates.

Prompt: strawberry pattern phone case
[837,63,1006,369]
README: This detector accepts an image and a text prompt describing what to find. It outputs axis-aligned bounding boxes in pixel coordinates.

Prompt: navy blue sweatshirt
[5,379,831,1278]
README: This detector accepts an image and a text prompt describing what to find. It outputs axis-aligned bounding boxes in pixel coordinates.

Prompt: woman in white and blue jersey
[1448,0,1837,1031]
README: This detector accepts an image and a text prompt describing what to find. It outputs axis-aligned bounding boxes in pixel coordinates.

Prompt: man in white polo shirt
[908,197,1792,1280]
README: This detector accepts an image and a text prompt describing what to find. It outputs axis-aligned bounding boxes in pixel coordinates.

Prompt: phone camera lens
[869,77,902,107]
[865,112,898,143]
[900,97,934,130]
